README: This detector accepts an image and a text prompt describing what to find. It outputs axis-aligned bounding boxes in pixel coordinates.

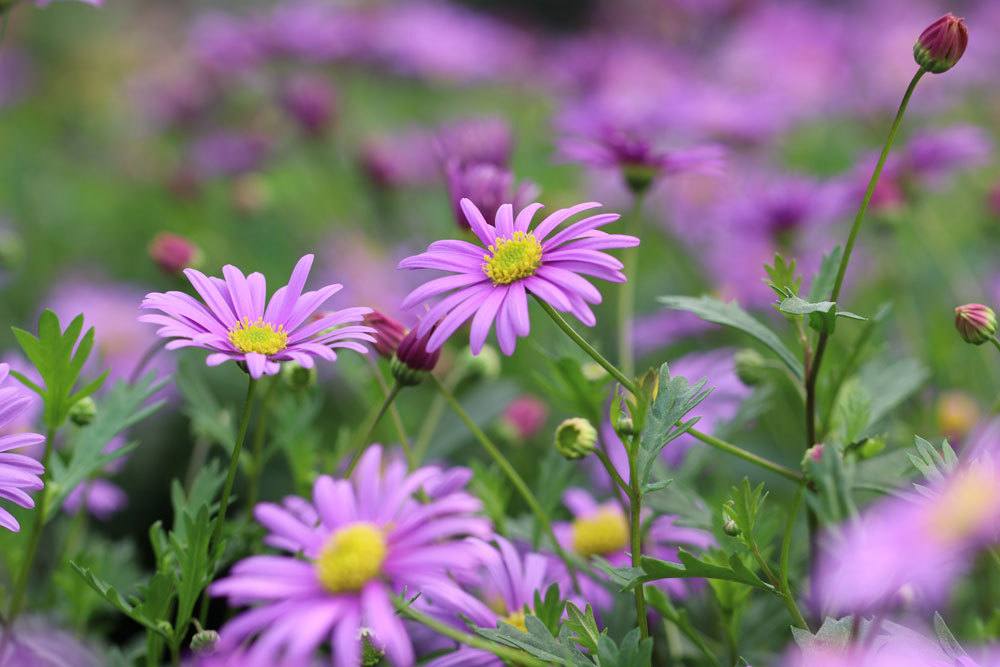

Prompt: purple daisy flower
[419,536,561,667]
[0,616,102,666]
[443,161,539,232]
[140,254,375,379]
[552,488,714,611]
[211,445,492,667]
[399,199,638,355]
[0,364,46,532]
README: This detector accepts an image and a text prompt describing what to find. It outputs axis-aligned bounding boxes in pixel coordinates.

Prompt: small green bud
[281,361,317,390]
[614,413,635,439]
[723,518,741,537]
[190,628,219,654]
[69,397,97,426]
[462,344,501,382]
[802,443,825,469]
[554,417,598,460]
[857,437,886,460]
[733,348,767,386]
[623,164,657,196]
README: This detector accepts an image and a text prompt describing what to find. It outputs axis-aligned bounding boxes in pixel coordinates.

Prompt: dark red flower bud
[149,232,201,275]
[954,303,997,345]
[914,14,968,74]
[391,325,440,386]
[363,311,408,359]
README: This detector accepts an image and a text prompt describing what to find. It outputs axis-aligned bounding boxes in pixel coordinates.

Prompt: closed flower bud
[190,628,219,653]
[281,361,317,391]
[363,311,408,359]
[954,303,996,345]
[734,348,767,386]
[723,518,741,537]
[554,417,597,460]
[149,232,201,275]
[69,396,97,426]
[391,326,440,386]
[614,412,635,439]
[802,443,824,468]
[914,13,968,74]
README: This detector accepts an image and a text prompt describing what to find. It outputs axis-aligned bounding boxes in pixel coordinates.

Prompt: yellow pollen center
[227,317,289,355]
[571,509,629,558]
[927,467,1000,544]
[483,232,543,285]
[502,610,527,632]
[315,523,387,593]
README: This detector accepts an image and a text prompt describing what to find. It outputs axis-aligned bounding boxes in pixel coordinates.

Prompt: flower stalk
[617,193,645,379]
[344,380,404,476]
[208,376,258,560]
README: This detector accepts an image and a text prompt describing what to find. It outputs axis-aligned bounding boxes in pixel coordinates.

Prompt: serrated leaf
[70,563,171,639]
[639,550,773,591]
[532,584,565,636]
[564,603,603,653]
[933,612,967,659]
[791,616,855,652]
[476,615,592,666]
[658,295,803,379]
[636,364,710,488]
[597,628,652,667]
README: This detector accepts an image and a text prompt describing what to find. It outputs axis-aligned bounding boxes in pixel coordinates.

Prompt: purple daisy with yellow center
[211,445,492,667]
[0,364,45,533]
[140,254,375,379]
[399,198,638,355]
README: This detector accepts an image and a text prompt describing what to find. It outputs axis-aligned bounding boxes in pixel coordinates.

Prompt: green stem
[7,426,56,619]
[626,444,649,638]
[990,337,1000,354]
[344,382,403,477]
[208,377,258,560]
[805,67,926,447]
[617,194,645,379]
[412,359,468,465]
[246,377,279,509]
[537,298,804,483]
[431,374,581,590]
[394,598,549,667]
[369,360,414,468]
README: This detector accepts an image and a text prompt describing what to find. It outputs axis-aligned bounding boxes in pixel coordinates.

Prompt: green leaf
[764,254,802,297]
[564,603,603,654]
[639,550,773,591]
[532,584,565,637]
[908,436,959,489]
[658,295,803,379]
[476,615,592,666]
[807,247,843,303]
[857,357,928,427]
[644,587,721,666]
[636,363,711,488]
[596,628,653,667]
[69,562,172,640]
[828,380,873,446]
[791,616,855,652]
[171,506,213,643]
[46,374,166,520]
[724,479,768,539]
[777,296,865,334]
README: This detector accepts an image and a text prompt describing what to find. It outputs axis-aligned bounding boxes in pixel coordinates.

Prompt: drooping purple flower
[399,199,638,356]
[140,254,375,379]
[211,445,492,667]
[62,437,127,521]
[444,161,539,232]
[47,278,170,385]
[814,456,1000,615]
[0,364,45,532]
[551,488,714,611]
[0,616,102,666]
[419,537,561,667]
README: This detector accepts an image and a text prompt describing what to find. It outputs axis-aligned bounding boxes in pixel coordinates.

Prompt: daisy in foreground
[210,445,493,667]
[0,364,46,532]
[399,198,638,355]
[140,254,374,378]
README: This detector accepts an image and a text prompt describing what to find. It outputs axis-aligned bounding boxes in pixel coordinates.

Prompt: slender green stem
[8,426,56,618]
[748,533,809,630]
[617,194,645,379]
[990,337,1000,354]
[129,339,167,384]
[394,598,550,667]
[246,377,279,509]
[780,484,805,596]
[208,377,257,560]
[805,67,926,448]
[412,359,468,465]
[368,360,414,468]
[537,297,804,483]
[344,382,403,477]
[626,444,649,638]
[431,375,581,590]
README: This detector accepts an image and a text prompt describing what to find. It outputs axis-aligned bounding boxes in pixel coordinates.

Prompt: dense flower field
[0,0,999,665]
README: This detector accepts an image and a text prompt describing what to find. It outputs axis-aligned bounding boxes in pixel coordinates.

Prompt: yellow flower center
[315,523,387,593]
[228,317,289,355]
[571,509,629,558]
[483,232,543,285]
[927,467,1000,544]
[502,610,527,632]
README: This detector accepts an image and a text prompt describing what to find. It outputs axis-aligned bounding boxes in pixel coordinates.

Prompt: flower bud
[69,396,97,426]
[281,74,336,137]
[614,412,635,439]
[461,344,501,382]
[149,232,201,275]
[190,628,219,654]
[733,348,767,386]
[363,311,408,359]
[500,395,548,441]
[954,303,996,345]
[554,417,597,460]
[281,361,317,391]
[914,13,968,74]
[802,443,824,468]
[391,326,440,386]
[722,517,741,537]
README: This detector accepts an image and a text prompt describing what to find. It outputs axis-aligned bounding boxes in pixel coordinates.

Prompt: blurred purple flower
[435,117,514,169]
[211,445,492,667]
[500,395,548,441]
[0,365,45,532]
[444,161,539,232]
[190,131,271,179]
[0,617,102,666]
[189,13,266,75]
[62,437,127,521]
[0,50,35,108]
[280,74,337,136]
[359,129,438,190]
[264,1,370,63]
[47,278,170,385]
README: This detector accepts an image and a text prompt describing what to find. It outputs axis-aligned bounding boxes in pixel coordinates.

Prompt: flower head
[211,445,491,667]
[954,303,996,346]
[914,13,968,74]
[399,199,638,356]
[140,254,375,379]
[391,324,441,386]
[150,232,201,276]
[0,616,102,666]
[0,364,45,532]
[444,161,538,232]
[364,310,408,359]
